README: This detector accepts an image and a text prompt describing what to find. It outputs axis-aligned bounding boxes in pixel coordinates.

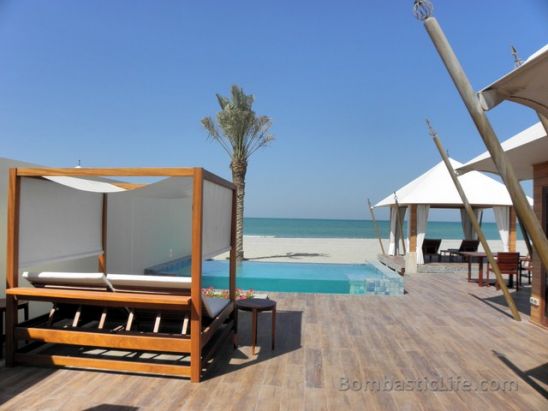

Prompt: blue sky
[1,1,547,221]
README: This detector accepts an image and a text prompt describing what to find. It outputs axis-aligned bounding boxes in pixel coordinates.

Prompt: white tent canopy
[375,158,526,208]
[458,122,548,181]
[478,44,548,117]
[375,158,532,262]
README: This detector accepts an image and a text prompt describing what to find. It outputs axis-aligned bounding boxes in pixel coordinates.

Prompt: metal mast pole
[428,121,521,321]
[413,0,548,272]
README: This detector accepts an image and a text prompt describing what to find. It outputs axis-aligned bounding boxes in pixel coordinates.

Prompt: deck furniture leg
[182,314,189,335]
[23,302,29,321]
[478,259,484,287]
[126,310,135,331]
[153,313,162,333]
[233,308,238,348]
[271,306,276,350]
[47,304,58,327]
[467,257,472,282]
[72,305,82,328]
[98,308,107,330]
[252,308,258,355]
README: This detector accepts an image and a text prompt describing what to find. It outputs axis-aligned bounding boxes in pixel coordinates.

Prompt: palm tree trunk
[231,160,247,261]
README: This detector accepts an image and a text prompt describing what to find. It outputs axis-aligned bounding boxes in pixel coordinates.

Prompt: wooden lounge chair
[422,238,442,262]
[13,271,235,379]
[441,239,480,261]
[486,252,521,290]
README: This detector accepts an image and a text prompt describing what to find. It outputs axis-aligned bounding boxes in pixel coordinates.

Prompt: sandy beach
[215,236,529,264]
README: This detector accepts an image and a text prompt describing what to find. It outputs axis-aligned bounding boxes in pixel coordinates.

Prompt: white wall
[106,191,192,274]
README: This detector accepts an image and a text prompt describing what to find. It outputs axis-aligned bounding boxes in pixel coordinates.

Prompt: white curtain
[19,177,104,268]
[416,205,430,264]
[202,180,233,259]
[460,208,482,240]
[388,206,398,255]
[493,206,510,252]
[388,206,407,255]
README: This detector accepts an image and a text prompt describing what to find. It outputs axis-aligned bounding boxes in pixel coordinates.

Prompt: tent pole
[428,121,521,321]
[394,194,407,255]
[368,198,386,255]
[414,3,548,275]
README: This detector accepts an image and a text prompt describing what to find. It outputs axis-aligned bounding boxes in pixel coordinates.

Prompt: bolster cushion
[106,273,192,290]
[23,272,110,288]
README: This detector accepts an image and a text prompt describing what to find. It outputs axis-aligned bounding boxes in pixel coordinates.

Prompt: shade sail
[375,158,532,208]
[45,176,126,193]
[458,122,547,180]
[478,44,548,116]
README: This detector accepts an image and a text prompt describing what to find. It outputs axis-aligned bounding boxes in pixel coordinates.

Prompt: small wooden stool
[1,298,30,359]
[236,298,276,355]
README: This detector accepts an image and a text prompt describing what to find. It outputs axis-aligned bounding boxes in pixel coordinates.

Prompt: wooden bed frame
[5,167,237,382]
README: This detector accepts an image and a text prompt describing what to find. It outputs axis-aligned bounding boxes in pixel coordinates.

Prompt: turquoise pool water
[149,259,404,295]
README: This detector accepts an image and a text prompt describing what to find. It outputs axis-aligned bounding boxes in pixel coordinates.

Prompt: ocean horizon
[244,217,522,240]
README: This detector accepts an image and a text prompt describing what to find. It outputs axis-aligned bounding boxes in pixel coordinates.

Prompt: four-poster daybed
[4,167,237,382]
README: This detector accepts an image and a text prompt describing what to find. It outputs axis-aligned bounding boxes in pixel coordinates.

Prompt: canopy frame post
[5,168,21,366]
[428,121,521,321]
[190,168,204,383]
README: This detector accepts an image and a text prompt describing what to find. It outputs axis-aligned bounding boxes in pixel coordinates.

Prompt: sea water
[244,217,519,240]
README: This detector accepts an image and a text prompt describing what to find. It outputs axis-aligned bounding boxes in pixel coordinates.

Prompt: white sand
[215,236,529,264]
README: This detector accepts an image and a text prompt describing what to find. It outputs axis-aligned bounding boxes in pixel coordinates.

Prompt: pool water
[149,259,404,295]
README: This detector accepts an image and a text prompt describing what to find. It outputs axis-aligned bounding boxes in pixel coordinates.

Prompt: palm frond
[201,85,274,162]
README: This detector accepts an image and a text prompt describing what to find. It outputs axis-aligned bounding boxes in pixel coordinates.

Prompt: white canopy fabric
[478,44,548,117]
[18,174,233,272]
[388,206,406,256]
[415,205,429,264]
[19,177,104,268]
[45,176,126,193]
[460,208,482,241]
[458,122,548,181]
[493,206,511,252]
[202,180,233,259]
[375,158,529,208]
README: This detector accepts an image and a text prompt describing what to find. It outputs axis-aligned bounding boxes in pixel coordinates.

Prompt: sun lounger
[441,239,480,261]
[11,271,235,379]
[422,238,442,262]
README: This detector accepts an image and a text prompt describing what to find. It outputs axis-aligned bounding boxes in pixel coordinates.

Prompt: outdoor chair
[441,239,480,261]
[422,239,442,262]
[486,252,521,290]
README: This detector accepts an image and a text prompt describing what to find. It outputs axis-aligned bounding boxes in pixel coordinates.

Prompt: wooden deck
[1,270,547,410]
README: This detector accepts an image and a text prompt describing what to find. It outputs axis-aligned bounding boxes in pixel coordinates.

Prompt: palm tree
[201,85,273,261]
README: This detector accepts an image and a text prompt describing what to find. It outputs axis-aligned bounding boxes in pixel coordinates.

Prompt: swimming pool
[147,259,404,295]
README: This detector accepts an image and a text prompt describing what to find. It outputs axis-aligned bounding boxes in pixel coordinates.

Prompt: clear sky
[1,1,547,221]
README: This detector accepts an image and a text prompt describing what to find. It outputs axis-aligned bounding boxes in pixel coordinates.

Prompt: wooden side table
[236,298,276,355]
[1,298,30,359]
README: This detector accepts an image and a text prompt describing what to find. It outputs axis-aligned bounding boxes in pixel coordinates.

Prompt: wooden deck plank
[0,270,546,410]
